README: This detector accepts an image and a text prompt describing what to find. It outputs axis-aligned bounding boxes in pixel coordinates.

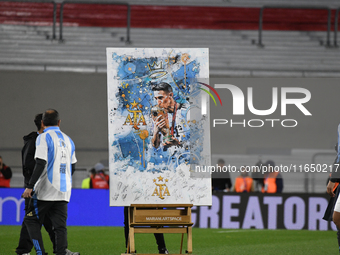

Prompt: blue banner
[0,188,124,226]
[1,188,336,230]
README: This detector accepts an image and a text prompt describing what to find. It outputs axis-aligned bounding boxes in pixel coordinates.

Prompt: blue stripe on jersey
[55,131,67,192]
[33,198,39,219]
[55,130,64,143]
[60,163,67,192]
[46,134,55,184]
[36,134,41,146]
[33,239,43,255]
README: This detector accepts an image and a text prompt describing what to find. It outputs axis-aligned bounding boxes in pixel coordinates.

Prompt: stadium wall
[1,71,339,168]
[0,188,335,230]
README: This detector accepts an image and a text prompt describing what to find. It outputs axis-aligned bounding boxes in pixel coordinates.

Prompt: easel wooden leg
[180,233,184,254]
[128,206,135,253]
[127,237,130,253]
[129,227,135,253]
[187,226,192,254]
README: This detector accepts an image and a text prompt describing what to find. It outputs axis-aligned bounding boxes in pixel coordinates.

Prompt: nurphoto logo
[212,84,312,128]
[199,82,222,115]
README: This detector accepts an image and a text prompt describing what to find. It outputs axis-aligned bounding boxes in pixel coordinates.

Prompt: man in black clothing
[21,114,44,190]
[16,113,57,255]
[327,126,340,231]
[326,136,340,253]
[324,176,340,252]
[212,159,232,192]
[124,207,169,254]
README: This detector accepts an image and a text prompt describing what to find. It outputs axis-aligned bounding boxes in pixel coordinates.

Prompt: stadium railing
[334,7,340,47]
[1,0,58,40]
[58,0,131,43]
[256,5,332,48]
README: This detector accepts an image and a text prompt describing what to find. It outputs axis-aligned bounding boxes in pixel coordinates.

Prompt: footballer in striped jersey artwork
[107,48,211,206]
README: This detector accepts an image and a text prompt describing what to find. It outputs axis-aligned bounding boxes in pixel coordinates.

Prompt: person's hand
[22,188,33,198]
[153,115,167,134]
[163,136,181,147]
[327,181,335,197]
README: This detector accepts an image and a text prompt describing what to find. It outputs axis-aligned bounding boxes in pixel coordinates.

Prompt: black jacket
[21,132,38,187]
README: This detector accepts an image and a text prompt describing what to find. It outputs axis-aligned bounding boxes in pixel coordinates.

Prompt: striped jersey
[34,126,76,201]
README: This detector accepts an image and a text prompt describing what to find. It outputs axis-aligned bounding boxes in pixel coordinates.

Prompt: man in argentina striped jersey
[22,109,79,255]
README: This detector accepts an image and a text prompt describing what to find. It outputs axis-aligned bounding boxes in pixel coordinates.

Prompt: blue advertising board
[1,188,336,230]
[0,188,124,226]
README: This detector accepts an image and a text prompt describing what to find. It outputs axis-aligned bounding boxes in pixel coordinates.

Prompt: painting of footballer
[107,48,211,206]
[151,82,189,148]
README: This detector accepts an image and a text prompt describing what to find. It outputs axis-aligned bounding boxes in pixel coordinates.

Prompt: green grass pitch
[0,226,338,255]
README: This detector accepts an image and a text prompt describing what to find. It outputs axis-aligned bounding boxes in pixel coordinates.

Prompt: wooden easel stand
[124,204,194,255]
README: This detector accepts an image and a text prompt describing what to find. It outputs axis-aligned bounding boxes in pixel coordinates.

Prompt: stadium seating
[1,0,340,76]
[1,24,340,76]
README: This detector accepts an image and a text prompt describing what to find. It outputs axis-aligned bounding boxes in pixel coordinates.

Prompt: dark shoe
[159,248,169,254]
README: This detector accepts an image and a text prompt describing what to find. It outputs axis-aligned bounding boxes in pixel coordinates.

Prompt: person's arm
[330,156,340,183]
[276,176,283,193]
[151,115,165,148]
[163,139,181,147]
[72,163,76,176]
[1,166,12,179]
[22,158,46,198]
[23,139,37,176]
[327,181,336,197]
[152,130,162,148]
[328,156,340,197]
[27,158,46,189]
[331,125,340,183]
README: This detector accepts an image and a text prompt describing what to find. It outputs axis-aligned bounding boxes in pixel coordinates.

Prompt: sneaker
[159,248,169,254]
[65,249,80,255]
[19,253,30,255]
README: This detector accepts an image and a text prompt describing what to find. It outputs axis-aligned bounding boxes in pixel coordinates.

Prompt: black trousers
[323,185,340,248]
[24,199,68,255]
[16,197,56,255]
[124,206,166,251]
